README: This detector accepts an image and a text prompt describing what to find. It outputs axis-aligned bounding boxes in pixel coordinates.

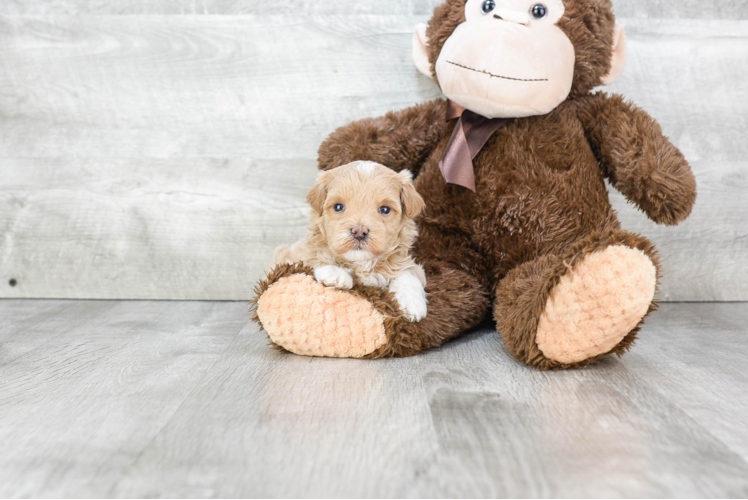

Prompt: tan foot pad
[256,274,387,358]
[536,246,656,364]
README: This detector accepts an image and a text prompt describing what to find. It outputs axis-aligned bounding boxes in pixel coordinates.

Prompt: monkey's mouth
[447,61,548,82]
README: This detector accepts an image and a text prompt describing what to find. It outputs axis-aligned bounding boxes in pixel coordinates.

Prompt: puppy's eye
[379,206,391,215]
[530,3,547,19]
[333,203,344,212]
[481,0,496,14]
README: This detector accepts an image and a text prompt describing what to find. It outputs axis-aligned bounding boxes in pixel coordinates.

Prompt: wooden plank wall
[1,1,746,300]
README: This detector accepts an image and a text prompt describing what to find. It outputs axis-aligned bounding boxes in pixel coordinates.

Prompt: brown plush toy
[252,0,697,369]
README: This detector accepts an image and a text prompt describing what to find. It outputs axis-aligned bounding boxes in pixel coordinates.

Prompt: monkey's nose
[351,225,369,241]
[492,9,529,25]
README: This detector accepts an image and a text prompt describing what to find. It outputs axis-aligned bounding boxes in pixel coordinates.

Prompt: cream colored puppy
[274,161,428,322]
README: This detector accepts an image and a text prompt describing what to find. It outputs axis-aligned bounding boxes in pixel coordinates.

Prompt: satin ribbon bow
[438,100,511,192]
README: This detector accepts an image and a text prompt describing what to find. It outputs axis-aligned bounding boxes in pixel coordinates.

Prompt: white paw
[314,265,353,290]
[359,273,389,288]
[389,272,428,322]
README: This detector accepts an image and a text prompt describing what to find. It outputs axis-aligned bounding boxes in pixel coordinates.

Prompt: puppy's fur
[274,161,428,321]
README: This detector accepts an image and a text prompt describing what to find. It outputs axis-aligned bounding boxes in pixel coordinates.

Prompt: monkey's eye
[379,206,391,215]
[530,3,547,19]
[333,203,345,212]
[481,0,496,14]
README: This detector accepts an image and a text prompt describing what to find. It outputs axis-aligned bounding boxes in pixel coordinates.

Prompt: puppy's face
[307,161,425,261]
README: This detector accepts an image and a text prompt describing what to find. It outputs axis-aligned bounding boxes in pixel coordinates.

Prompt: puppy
[274,161,428,321]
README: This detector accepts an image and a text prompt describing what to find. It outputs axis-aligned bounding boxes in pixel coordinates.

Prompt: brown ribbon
[439,100,511,192]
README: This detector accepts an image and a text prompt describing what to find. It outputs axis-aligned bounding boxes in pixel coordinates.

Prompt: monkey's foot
[253,261,490,359]
[255,272,388,358]
[535,245,657,364]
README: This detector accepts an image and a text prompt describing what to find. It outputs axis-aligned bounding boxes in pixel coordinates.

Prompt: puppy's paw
[314,265,353,290]
[389,272,428,322]
[359,273,389,288]
[398,293,428,322]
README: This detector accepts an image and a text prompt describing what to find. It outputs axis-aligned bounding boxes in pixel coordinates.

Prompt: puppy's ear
[306,171,330,215]
[398,170,425,219]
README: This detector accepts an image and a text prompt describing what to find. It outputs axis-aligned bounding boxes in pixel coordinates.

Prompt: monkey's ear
[306,171,330,215]
[412,23,433,79]
[398,170,425,219]
[601,25,627,85]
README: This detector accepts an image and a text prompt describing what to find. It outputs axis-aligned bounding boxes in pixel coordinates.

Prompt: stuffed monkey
[252,0,696,369]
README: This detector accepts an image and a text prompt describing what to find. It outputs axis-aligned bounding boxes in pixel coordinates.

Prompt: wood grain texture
[1,0,746,17]
[0,300,119,365]
[0,300,246,497]
[0,13,746,300]
[1,300,747,497]
[0,158,315,299]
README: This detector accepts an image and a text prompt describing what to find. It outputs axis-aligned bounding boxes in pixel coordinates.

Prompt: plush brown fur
[253,0,696,369]
[493,229,661,369]
[250,261,482,359]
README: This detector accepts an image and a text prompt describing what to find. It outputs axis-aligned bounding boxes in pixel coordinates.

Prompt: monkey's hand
[317,99,449,177]
[576,93,697,226]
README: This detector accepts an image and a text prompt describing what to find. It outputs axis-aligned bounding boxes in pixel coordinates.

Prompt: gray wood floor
[1,300,748,497]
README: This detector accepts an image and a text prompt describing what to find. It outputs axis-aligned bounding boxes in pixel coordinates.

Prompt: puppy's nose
[351,225,369,241]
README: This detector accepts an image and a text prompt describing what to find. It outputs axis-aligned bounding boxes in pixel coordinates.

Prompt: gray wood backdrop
[1,1,746,301]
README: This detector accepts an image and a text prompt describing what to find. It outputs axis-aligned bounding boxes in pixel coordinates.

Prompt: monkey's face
[412,0,626,119]
[436,0,574,118]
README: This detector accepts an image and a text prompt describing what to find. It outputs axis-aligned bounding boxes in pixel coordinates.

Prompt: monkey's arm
[576,93,696,226]
[317,99,449,177]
